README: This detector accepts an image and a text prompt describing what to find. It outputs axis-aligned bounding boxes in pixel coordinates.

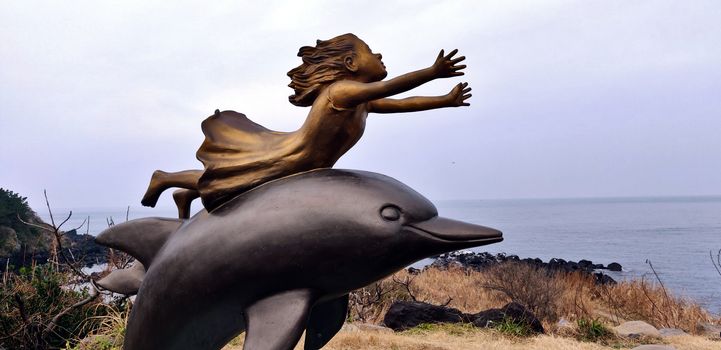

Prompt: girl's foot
[141,170,168,207]
[173,189,199,219]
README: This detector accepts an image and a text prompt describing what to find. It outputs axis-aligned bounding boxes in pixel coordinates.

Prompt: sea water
[434,196,721,315]
[44,196,721,314]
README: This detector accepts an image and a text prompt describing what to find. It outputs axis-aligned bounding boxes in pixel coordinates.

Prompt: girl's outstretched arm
[332,49,466,108]
[369,82,471,114]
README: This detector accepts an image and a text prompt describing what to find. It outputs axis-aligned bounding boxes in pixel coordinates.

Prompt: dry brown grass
[349,264,597,329]
[82,261,717,349]
[223,326,721,350]
[665,334,721,350]
[71,302,130,349]
[224,328,613,350]
[348,263,719,335]
[597,278,716,333]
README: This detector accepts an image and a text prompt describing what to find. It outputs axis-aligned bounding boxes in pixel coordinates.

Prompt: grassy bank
[224,325,720,350]
[221,263,720,349]
[4,260,719,349]
[346,263,717,333]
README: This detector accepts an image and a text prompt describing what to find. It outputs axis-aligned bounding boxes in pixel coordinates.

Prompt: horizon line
[38,193,721,212]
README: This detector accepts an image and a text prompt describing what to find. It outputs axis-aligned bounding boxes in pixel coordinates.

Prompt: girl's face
[352,39,387,82]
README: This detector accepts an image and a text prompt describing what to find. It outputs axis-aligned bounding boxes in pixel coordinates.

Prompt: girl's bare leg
[141,169,203,207]
[172,189,200,219]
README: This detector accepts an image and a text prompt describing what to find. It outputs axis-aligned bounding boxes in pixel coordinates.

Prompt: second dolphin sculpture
[96,169,502,350]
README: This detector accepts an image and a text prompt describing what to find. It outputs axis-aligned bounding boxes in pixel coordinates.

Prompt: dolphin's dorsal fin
[304,294,349,350]
[95,217,182,267]
[243,289,315,350]
[95,261,145,295]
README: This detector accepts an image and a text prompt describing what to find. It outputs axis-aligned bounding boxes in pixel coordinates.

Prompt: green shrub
[0,264,107,349]
[576,318,611,342]
[493,316,534,337]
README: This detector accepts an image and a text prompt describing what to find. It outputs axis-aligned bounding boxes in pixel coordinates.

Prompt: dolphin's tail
[94,217,183,295]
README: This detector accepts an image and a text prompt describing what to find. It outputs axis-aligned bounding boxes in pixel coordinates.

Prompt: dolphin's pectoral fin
[95,261,145,295]
[243,289,315,350]
[95,217,182,267]
[304,294,349,350]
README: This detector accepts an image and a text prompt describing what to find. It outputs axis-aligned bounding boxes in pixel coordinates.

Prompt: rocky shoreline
[413,251,621,285]
[0,226,108,271]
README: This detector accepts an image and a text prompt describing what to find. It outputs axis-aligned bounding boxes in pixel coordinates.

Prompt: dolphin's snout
[407,216,503,243]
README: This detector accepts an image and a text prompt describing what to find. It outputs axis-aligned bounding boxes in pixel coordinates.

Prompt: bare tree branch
[43,284,99,337]
[16,215,50,231]
[43,189,56,228]
[19,192,89,279]
[71,216,88,232]
[392,274,418,302]
[645,259,674,327]
[56,210,73,232]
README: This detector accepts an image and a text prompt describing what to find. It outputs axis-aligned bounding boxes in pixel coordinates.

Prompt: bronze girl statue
[140,33,471,218]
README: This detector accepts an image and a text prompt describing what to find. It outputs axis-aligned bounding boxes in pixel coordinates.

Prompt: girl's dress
[196,87,368,210]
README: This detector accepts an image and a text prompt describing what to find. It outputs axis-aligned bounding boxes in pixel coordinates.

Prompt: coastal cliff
[0,188,107,270]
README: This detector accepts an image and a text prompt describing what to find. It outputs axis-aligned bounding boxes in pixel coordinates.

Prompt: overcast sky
[2,1,720,211]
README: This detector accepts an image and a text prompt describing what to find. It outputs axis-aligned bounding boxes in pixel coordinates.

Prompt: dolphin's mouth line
[405,218,503,244]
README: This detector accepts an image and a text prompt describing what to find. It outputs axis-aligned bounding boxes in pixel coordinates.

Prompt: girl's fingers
[450,56,466,64]
[451,72,464,77]
[445,49,459,58]
[451,65,466,71]
[463,88,471,93]
[438,49,444,59]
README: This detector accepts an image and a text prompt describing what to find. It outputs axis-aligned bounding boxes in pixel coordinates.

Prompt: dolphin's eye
[380,205,401,221]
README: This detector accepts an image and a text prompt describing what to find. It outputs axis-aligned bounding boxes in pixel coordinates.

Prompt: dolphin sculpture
[95,169,502,350]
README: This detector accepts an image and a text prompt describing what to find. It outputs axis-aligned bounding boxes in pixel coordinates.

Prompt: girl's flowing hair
[287,33,358,107]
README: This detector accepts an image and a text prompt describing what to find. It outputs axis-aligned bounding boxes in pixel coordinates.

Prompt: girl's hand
[431,49,466,78]
[446,82,472,107]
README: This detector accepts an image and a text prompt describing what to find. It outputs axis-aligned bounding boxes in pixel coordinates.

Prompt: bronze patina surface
[97,169,502,350]
[94,34,495,350]
[140,34,471,217]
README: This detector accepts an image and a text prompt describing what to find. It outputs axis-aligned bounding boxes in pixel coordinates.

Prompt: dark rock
[548,258,566,267]
[430,252,618,286]
[382,301,544,334]
[383,301,468,331]
[1,227,108,271]
[407,267,421,275]
[519,257,544,266]
[594,272,617,285]
[696,322,721,339]
[578,259,593,268]
[64,229,109,267]
[470,302,544,333]
[607,262,622,271]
